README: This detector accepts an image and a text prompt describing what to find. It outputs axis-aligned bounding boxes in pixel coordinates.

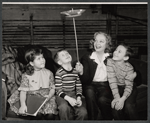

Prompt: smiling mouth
[113,55,118,59]
[96,45,101,49]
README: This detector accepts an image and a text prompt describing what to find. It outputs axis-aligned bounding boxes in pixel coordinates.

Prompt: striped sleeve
[55,70,66,98]
[123,64,134,99]
[107,59,120,99]
[76,75,82,97]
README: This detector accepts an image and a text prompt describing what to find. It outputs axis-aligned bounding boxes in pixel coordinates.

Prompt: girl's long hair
[25,48,43,75]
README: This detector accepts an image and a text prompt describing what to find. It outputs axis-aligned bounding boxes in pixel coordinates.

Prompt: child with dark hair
[8,48,58,120]
[54,49,88,120]
[106,43,138,120]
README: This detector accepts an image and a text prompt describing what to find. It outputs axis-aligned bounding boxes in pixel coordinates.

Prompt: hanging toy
[60,8,85,62]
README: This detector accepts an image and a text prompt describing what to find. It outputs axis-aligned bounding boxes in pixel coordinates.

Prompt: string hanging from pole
[60,8,85,62]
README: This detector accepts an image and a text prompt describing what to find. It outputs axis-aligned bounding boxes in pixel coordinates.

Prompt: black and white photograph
[1,2,148,122]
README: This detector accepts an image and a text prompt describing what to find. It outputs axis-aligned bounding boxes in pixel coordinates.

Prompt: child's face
[58,50,72,65]
[113,45,128,61]
[30,54,45,70]
[94,34,107,52]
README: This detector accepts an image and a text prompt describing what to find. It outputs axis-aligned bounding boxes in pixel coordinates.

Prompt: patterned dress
[8,68,58,115]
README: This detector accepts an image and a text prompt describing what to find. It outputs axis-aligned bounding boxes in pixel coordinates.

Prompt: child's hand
[76,96,82,107]
[44,95,50,100]
[114,96,126,110]
[69,97,78,107]
[75,62,83,75]
[44,95,49,98]
[65,96,77,107]
[111,98,119,109]
[18,104,27,115]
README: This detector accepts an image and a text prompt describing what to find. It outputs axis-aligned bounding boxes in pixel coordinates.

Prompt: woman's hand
[18,104,27,115]
[75,62,83,75]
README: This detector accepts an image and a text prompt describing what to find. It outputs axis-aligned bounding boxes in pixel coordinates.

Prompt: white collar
[90,52,109,64]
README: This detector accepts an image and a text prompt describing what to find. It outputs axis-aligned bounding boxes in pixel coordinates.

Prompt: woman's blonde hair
[89,31,112,53]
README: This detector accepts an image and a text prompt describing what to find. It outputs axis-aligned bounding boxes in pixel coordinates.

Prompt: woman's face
[94,34,107,52]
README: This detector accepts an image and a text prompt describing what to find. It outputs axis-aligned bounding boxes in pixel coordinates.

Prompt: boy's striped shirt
[55,67,82,98]
[107,58,134,99]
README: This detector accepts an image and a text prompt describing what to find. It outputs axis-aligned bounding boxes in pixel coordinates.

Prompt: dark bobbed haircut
[118,43,134,58]
[25,48,43,75]
[25,48,43,63]
[89,31,112,53]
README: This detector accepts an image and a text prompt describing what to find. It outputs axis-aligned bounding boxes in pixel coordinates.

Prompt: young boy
[54,49,87,120]
[106,43,138,120]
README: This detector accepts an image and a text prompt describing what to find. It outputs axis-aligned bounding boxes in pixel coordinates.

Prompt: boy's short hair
[119,43,134,58]
[54,49,66,64]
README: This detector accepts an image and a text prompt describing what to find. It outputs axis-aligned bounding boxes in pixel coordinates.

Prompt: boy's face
[94,34,107,52]
[58,50,72,65]
[113,45,129,61]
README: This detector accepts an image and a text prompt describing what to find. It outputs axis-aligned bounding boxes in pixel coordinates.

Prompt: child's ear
[29,61,34,66]
[123,56,129,61]
[57,60,62,65]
